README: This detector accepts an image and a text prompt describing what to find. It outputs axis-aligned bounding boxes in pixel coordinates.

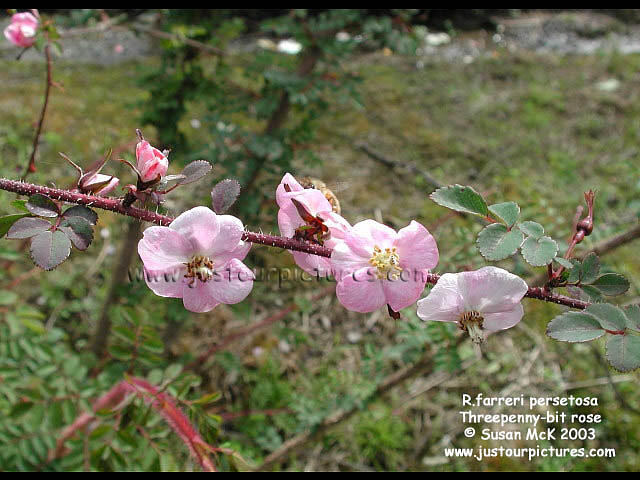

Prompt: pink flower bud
[80,173,119,196]
[4,11,39,48]
[136,140,169,183]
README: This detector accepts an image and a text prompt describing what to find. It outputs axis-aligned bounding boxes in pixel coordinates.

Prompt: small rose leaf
[62,205,98,225]
[59,216,94,251]
[6,217,51,239]
[1,214,33,237]
[521,235,558,267]
[30,230,71,270]
[589,273,630,296]
[179,160,212,185]
[430,185,489,217]
[26,194,60,218]
[211,179,241,214]
[546,311,605,343]
[488,202,520,227]
[606,334,640,372]
[476,223,524,261]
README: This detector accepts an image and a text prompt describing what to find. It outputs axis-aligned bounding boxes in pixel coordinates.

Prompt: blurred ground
[1,9,639,472]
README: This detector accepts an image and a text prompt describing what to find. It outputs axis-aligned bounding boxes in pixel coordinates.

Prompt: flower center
[459,310,485,344]
[185,256,214,284]
[369,245,402,280]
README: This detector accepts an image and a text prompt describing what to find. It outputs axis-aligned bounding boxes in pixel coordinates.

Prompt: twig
[24,43,53,178]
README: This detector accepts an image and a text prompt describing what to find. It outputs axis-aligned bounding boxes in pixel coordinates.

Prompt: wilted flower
[136,140,169,183]
[331,219,439,313]
[276,173,351,277]
[416,266,528,343]
[138,206,254,313]
[4,11,39,48]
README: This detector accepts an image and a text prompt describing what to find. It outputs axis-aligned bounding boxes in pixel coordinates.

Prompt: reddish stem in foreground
[24,43,54,178]
[0,178,590,310]
[50,376,218,472]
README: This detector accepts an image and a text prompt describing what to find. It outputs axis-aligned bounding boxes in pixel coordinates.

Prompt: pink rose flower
[4,11,39,48]
[331,219,439,313]
[276,173,351,277]
[416,266,528,343]
[136,140,169,183]
[138,206,254,313]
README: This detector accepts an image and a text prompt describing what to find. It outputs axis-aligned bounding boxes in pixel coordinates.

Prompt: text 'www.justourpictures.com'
[444,445,615,462]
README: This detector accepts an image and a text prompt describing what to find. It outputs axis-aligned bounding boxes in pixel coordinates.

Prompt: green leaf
[546,311,605,342]
[520,236,558,267]
[29,230,71,270]
[585,303,628,331]
[580,253,601,284]
[488,202,520,227]
[0,214,32,237]
[6,217,51,239]
[590,273,630,296]
[429,185,489,217]
[191,392,222,405]
[62,205,98,225]
[554,257,574,269]
[606,334,640,372]
[59,216,94,251]
[517,221,544,239]
[623,305,640,333]
[26,194,60,218]
[567,259,583,283]
[476,224,524,261]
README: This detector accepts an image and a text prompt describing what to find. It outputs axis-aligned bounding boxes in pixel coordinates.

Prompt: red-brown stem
[50,376,218,472]
[0,178,590,310]
[24,43,53,178]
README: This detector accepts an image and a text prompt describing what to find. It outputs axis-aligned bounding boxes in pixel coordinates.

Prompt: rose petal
[331,240,371,282]
[182,280,221,313]
[208,214,245,257]
[416,273,464,323]
[344,219,397,259]
[138,226,192,271]
[394,220,439,271]
[457,266,528,314]
[209,258,254,304]
[483,303,525,331]
[292,251,333,278]
[335,267,386,313]
[144,267,185,298]
[276,173,304,207]
[169,206,220,254]
[382,268,429,312]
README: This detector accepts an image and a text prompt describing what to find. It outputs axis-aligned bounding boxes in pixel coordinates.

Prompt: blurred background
[0,9,639,472]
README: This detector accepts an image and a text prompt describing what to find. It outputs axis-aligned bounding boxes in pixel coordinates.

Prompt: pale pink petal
[292,251,333,277]
[276,173,304,207]
[182,280,221,313]
[209,258,254,304]
[483,303,525,331]
[144,267,185,298]
[138,226,191,271]
[277,209,297,238]
[382,269,429,312]
[169,206,219,254]
[336,267,386,313]
[216,240,251,265]
[208,214,245,257]
[344,220,397,258]
[416,273,464,323]
[331,240,371,282]
[457,266,528,314]
[394,220,439,271]
[13,12,38,27]
[322,212,351,240]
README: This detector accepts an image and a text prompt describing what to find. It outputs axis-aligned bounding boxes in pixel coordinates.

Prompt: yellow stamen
[369,245,403,280]
[459,310,485,344]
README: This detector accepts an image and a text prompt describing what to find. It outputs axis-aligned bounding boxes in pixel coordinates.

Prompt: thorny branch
[0,177,592,310]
